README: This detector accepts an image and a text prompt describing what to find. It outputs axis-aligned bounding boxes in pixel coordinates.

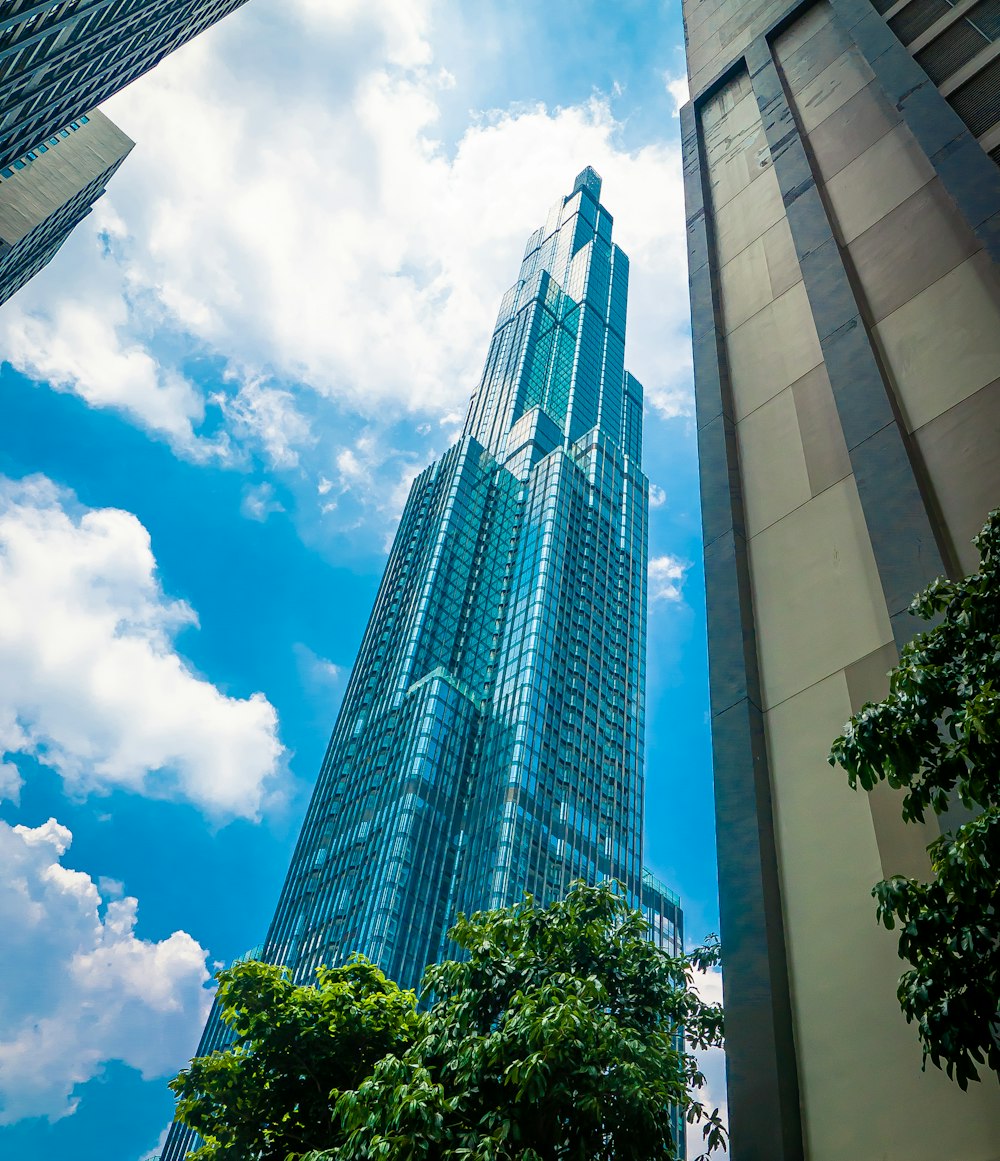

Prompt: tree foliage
[830,508,1000,1089]
[314,881,726,1161]
[169,956,418,1159]
[172,882,726,1161]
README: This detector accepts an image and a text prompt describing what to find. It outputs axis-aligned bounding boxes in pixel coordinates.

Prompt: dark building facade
[0,107,131,303]
[163,168,685,1159]
[681,0,1000,1156]
[0,0,250,171]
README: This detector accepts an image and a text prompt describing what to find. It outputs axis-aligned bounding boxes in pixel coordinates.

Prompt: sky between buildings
[0,2,725,1157]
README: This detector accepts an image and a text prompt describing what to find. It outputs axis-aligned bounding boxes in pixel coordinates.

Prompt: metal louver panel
[949,53,1000,134]
[889,0,957,44]
[914,0,1000,82]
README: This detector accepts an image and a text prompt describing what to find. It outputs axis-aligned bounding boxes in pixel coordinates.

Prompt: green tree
[830,508,1000,1089]
[169,955,418,1159]
[310,880,726,1161]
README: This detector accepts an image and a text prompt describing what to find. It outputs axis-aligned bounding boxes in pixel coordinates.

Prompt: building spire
[572,165,602,200]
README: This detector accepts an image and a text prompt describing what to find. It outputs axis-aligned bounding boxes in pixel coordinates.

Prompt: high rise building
[267,164,647,987]
[163,166,680,1159]
[0,0,250,171]
[680,0,1000,1157]
[0,107,131,304]
[642,869,687,1156]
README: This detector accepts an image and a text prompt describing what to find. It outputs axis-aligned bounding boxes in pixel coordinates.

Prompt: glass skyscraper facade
[263,165,649,988]
[163,166,677,1158]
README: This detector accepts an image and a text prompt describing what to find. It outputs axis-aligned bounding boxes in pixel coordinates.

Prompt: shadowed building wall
[681,0,1000,1157]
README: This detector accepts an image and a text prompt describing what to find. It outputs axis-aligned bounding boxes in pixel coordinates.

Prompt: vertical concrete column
[745,33,949,646]
[682,95,805,1161]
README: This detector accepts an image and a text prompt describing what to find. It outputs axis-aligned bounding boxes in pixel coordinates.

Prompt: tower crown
[573,165,602,200]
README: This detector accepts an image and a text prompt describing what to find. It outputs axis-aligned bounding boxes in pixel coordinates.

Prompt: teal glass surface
[263,167,657,988]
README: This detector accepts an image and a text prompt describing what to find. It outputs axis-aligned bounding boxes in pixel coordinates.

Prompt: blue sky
[0,2,722,1157]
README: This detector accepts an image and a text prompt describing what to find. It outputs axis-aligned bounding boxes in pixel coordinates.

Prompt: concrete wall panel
[766,673,1000,1161]
[737,388,812,535]
[794,45,874,132]
[790,363,851,496]
[727,281,823,418]
[713,165,785,264]
[806,79,901,181]
[718,218,799,331]
[846,179,982,322]
[748,478,892,710]
[874,250,1000,431]
[824,123,935,244]
[914,380,1000,572]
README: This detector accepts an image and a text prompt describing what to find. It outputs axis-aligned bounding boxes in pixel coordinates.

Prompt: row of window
[0,110,87,180]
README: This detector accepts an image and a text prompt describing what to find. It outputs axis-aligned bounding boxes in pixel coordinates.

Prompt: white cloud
[647,383,694,421]
[0,475,284,818]
[0,817,211,1124]
[0,259,213,457]
[294,644,345,691]
[320,430,423,528]
[215,376,313,470]
[649,553,690,603]
[0,759,23,805]
[665,73,690,117]
[241,481,285,522]
[649,483,667,509]
[138,1126,170,1161]
[0,0,692,476]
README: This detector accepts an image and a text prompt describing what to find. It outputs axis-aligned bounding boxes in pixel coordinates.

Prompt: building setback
[0,0,250,171]
[680,0,1000,1157]
[0,107,131,304]
[163,167,684,1159]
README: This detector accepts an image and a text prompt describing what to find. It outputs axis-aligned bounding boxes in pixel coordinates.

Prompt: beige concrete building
[0,109,132,305]
[680,0,1000,1157]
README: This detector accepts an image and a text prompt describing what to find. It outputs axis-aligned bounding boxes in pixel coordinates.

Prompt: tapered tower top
[464,167,640,467]
[572,165,602,200]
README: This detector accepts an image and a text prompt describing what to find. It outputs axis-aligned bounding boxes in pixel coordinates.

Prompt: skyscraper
[266,164,648,988]
[0,0,251,170]
[163,166,667,1158]
[680,0,1000,1157]
[0,108,132,304]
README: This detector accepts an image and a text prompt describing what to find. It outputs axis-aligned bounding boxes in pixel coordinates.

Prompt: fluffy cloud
[0,252,212,456]
[216,376,313,470]
[0,0,691,504]
[649,553,690,603]
[319,429,424,530]
[240,481,285,522]
[665,73,691,117]
[0,817,211,1123]
[0,475,283,818]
